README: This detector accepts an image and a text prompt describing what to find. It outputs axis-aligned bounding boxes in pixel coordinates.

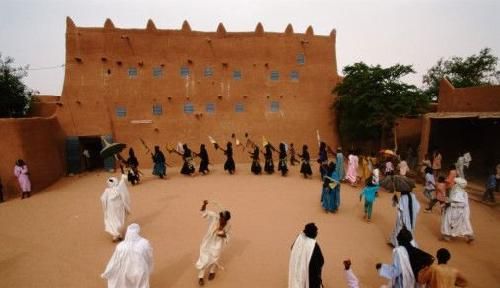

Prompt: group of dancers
[116,137,329,186]
[100,170,232,287]
[100,138,476,288]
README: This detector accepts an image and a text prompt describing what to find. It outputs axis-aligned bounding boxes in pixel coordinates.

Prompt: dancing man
[298,145,312,178]
[152,145,166,179]
[197,144,210,175]
[180,144,196,176]
[264,144,275,174]
[101,172,131,242]
[196,200,232,286]
[250,146,262,175]
[278,143,289,176]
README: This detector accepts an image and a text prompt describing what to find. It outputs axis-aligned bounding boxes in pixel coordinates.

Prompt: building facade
[55,17,341,167]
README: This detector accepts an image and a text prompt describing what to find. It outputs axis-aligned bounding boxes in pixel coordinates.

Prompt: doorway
[79,136,104,171]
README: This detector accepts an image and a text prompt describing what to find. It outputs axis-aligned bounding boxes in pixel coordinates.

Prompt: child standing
[425,176,447,213]
[360,178,379,222]
[482,169,497,203]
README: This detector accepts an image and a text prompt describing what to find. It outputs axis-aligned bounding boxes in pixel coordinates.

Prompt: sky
[1,0,499,95]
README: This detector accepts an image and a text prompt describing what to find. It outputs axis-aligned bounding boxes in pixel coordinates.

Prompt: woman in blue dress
[321,162,341,213]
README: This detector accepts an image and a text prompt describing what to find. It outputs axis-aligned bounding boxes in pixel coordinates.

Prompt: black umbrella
[380,174,416,192]
[100,137,126,159]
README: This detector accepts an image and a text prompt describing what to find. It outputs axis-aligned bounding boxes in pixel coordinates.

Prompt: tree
[423,48,500,100]
[333,62,429,148]
[0,53,33,117]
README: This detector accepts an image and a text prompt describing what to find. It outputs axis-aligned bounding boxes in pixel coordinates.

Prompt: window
[296,53,305,65]
[184,103,194,114]
[206,103,215,113]
[235,103,244,112]
[152,67,163,78]
[152,104,162,115]
[270,71,280,81]
[270,101,280,112]
[116,106,127,117]
[290,71,299,81]
[233,70,242,80]
[128,67,138,78]
[180,66,190,78]
[204,67,214,77]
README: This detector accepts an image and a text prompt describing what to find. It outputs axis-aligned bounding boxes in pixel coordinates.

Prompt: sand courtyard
[1,163,499,287]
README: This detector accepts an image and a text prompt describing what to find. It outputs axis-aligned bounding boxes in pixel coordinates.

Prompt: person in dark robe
[298,144,313,178]
[249,146,262,175]
[289,143,300,166]
[263,144,274,174]
[318,142,328,180]
[180,144,196,176]
[126,148,140,185]
[278,143,289,176]
[197,144,210,175]
[152,146,166,179]
[222,142,235,174]
[289,223,324,288]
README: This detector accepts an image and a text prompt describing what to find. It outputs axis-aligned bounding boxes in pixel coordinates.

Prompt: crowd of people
[4,140,499,288]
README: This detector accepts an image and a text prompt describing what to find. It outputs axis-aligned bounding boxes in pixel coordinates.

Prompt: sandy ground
[1,163,499,288]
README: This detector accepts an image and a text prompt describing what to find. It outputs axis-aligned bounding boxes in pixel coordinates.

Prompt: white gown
[288,233,316,288]
[390,192,420,247]
[195,210,231,271]
[379,246,415,288]
[102,223,153,288]
[441,178,474,237]
[101,174,131,238]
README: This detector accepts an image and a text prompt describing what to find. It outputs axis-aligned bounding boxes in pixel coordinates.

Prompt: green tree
[334,62,429,148]
[423,48,500,100]
[0,53,33,117]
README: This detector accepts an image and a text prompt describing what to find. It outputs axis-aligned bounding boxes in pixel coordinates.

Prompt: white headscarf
[107,177,118,188]
[124,223,141,242]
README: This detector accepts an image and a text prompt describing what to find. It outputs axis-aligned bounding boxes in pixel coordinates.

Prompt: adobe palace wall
[438,78,500,112]
[56,18,341,166]
[0,115,65,198]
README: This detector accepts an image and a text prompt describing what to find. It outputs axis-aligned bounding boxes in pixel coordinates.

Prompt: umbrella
[380,174,415,193]
[380,149,396,157]
[100,137,126,159]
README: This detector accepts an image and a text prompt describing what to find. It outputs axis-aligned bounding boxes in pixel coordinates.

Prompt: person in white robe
[101,223,153,288]
[289,223,324,288]
[389,191,420,247]
[455,152,471,179]
[101,174,131,241]
[196,200,231,286]
[441,177,474,243]
[343,259,359,288]
[378,227,417,288]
